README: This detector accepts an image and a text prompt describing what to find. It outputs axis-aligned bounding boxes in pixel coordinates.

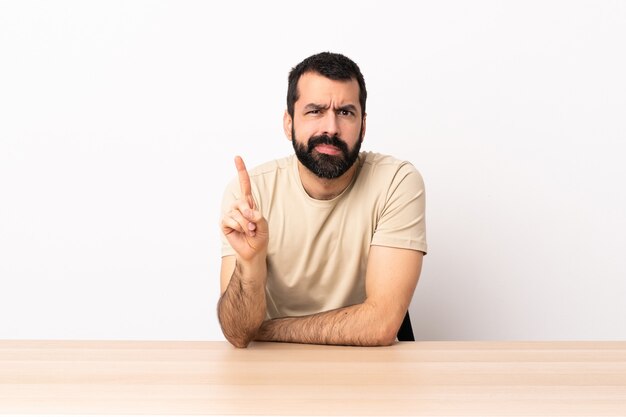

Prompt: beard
[291,125,363,180]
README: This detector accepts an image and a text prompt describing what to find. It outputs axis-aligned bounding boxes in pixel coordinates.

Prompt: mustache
[307,135,349,154]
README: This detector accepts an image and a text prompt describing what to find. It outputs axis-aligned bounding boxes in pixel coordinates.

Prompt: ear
[360,112,367,142]
[283,110,293,141]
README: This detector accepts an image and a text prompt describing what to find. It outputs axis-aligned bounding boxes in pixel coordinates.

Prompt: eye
[338,109,354,117]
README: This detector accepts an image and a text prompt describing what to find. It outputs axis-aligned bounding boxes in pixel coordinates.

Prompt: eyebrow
[303,103,328,112]
[336,104,358,113]
[303,103,358,113]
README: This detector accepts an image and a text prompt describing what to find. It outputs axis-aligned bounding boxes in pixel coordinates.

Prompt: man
[218,52,427,348]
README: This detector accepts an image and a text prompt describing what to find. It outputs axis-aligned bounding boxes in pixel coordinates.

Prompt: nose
[321,112,340,137]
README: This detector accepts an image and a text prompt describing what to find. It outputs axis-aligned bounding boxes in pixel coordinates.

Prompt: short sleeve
[370,163,427,253]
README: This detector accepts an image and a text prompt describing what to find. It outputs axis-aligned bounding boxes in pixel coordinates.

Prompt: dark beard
[291,126,362,180]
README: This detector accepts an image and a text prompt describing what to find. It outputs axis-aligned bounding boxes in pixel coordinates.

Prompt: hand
[221,156,269,262]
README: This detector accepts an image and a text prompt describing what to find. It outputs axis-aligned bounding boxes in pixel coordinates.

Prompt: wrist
[235,256,267,285]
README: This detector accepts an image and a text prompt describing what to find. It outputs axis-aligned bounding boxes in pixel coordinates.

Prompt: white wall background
[1,1,625,341]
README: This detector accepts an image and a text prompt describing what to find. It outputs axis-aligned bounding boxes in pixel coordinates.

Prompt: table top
[1,340,625,416]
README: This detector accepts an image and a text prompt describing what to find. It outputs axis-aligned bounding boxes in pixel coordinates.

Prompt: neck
[297,160,359,200]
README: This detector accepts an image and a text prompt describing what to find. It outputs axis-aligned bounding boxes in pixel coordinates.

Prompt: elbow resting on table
[362,302,404,347]
[221,319,265,349]
[354,316,401,347]
[221,323,262,348]
[226,336,252,349]
[380,331,399,346]
[373,323,400,346]
[217,307,264,349]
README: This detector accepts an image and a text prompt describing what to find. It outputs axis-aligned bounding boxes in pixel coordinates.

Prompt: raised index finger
[234,155,255,209]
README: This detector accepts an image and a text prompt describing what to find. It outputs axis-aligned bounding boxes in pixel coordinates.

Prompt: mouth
[314,144,342,156]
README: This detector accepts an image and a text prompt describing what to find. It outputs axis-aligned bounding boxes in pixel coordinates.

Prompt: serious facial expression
[287,72,366,179]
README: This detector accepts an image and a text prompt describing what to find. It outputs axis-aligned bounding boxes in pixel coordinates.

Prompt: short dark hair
[287,52,367,119]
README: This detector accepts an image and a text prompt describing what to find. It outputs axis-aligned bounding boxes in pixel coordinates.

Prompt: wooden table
[1,340,625,416]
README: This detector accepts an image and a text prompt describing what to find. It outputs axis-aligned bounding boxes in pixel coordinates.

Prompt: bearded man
[218,52,427,348]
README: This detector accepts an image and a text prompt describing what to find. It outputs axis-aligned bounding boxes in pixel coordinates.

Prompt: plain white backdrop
[1,1,625,341]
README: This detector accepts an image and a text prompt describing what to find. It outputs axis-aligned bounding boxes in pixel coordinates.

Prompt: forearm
[255,301,397,347]
[217,259,267,348]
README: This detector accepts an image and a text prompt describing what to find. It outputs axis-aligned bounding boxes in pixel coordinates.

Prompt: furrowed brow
[336,104,358,113]
[304,103,329,111]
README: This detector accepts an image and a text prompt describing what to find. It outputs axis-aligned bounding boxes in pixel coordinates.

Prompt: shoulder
[358,151,424,188]
[360,151,419,172]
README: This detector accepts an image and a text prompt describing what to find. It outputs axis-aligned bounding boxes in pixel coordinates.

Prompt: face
[285,72,366,179]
